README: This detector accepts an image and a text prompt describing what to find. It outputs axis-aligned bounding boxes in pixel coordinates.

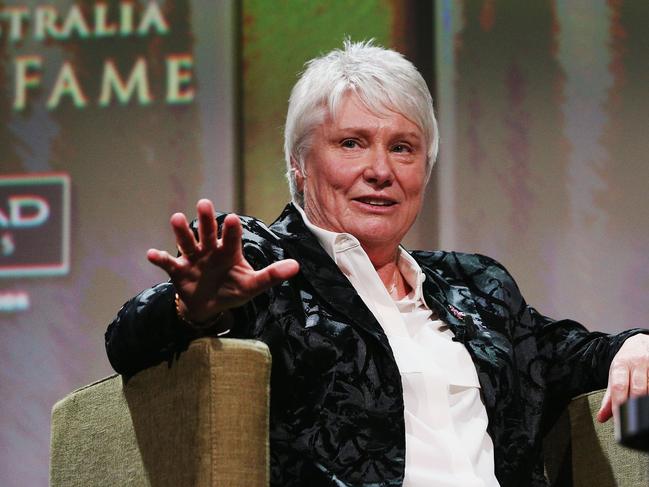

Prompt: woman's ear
[291,157,306,192]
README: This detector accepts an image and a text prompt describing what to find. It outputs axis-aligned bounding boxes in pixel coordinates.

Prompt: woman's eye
[341,139,358,148]
[391,144,411,153]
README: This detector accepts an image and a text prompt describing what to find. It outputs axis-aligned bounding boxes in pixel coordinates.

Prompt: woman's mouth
[354,197,396,207]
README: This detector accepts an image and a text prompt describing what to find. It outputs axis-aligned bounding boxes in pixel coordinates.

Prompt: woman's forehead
[323,93,423,135]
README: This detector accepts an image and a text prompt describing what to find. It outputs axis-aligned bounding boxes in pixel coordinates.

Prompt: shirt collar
[293,203,357,261]
[294,203,426,300]
[396,249,427,302]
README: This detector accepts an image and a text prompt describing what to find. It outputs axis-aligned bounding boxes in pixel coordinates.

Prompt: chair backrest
[50,338,271,487]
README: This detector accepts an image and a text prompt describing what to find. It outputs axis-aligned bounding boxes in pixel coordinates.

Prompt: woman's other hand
[597,333,649,422]
[146,199,299,323]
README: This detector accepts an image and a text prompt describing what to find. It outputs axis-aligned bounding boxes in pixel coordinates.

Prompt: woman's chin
[351,226,405,250]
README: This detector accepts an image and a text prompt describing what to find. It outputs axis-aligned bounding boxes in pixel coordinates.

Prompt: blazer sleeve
[104,214,279,378]
[532,308,647,412]
[484,256,648,414]
[104,281,194,378]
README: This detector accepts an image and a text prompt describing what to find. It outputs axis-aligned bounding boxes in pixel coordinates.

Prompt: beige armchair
[50,338,271,487]
[50,337,649,486]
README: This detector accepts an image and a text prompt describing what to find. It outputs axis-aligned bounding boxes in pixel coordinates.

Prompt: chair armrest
[50,338,271,487]
[544,389,649,487]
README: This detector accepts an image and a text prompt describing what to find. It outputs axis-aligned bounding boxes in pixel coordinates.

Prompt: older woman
[106,41,649,487]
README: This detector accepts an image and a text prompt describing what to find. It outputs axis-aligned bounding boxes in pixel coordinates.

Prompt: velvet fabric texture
[105,203,646,487]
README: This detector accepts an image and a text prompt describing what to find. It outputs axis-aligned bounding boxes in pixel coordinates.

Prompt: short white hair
[284,39,439,205]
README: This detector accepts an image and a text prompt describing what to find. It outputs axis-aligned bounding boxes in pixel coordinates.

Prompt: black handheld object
[617,395,649,452]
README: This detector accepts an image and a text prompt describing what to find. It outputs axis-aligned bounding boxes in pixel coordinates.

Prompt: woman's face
[296,93,428,254]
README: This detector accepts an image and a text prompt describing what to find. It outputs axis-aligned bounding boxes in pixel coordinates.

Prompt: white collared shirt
[295,205,500,487]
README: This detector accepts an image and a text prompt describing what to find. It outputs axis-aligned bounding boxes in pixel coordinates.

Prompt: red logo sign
[0,173,70,277]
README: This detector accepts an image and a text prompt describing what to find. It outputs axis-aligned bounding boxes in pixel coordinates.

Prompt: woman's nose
[363,148,394,187]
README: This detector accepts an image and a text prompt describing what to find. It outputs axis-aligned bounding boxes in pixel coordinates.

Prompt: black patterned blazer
[105,203,645,487]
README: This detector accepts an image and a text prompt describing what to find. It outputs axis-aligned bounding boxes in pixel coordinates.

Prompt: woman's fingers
[630,361,649,397]
[170,212,198,258]
[271,259,300,280]
[197,199,218,251]
[249,259,300,295]
[597,387,613,423]
[220,213,243,256]
[169,202,243,261]
[610,365,630,411]
[147,248,179,274]
[597,365,629,423]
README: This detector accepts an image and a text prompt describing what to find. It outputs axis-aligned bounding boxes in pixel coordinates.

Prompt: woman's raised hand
[146,199,299,323]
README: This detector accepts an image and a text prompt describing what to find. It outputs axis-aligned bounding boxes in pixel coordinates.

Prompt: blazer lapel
[270,204,392,351]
